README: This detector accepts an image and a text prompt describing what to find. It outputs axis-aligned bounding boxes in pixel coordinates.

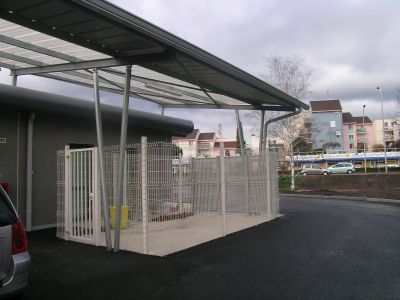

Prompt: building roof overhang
[0,0,309,112]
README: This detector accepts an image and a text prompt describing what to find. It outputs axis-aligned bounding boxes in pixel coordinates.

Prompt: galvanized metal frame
[114,65,132,252]
[11,51,174,76]
[93,68,112,251]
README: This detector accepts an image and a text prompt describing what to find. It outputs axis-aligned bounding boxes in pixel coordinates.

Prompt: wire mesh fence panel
[102,145,144,253]
[269,150,280,218]
[56,140,281,256]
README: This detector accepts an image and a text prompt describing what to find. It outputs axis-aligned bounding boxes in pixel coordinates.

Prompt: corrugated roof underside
[0,0,308,111]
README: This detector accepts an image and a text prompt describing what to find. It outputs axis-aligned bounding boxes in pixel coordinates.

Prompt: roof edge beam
[163,104,296,111]
[12,51,175,76]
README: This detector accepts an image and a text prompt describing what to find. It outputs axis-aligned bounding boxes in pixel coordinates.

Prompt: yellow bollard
[109,205,129,229]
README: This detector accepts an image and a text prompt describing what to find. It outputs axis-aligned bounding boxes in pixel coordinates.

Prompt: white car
[300,164,331,176]
[0,185,30,298]
[327,163,356,174]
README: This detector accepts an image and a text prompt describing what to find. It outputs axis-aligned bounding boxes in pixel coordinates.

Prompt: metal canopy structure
[0,0,308,111]
[0,0,309,252]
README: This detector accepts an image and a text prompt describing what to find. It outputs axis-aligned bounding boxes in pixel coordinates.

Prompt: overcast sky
[1,0,399,140]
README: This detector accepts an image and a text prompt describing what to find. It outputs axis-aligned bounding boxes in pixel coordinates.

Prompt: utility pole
[362,104,367,174]
[377,86,388,174]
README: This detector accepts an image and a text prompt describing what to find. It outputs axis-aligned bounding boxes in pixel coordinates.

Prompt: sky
[1,0,399,140]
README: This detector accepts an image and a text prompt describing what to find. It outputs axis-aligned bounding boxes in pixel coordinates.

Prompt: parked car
[300,164,331,176]
[327,162,356,174]
[0,185,30,298]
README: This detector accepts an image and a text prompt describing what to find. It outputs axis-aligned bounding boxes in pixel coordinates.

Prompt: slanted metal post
[259,110,265,154]
[220,142,226,236]
[178,154,183,214]
[235,110,244,155]
[160,106,165,116]
[93,68,112,251]
[114,65,132,252]
[141,136,148,254]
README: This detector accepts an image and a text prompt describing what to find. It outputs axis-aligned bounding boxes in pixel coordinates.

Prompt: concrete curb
[281,193,400,205]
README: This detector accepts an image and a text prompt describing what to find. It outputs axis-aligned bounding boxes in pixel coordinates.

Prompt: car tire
[302,172,308,176]
[322,171,328,175]
[347,170,353,174]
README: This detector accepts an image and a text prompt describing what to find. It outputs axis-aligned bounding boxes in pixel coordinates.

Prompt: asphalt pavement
[22,196,400,300]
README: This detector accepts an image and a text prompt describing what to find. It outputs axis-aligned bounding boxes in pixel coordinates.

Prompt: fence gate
[64,147,100,245]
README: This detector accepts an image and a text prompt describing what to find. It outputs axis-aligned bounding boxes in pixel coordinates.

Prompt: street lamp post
[377,86,388,174]
[362,104,367,174]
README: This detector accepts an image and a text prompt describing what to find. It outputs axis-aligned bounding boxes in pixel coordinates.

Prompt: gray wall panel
[1,109,169,228]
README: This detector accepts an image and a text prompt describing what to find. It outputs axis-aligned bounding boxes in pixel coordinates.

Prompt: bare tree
[246,55,313,191]
[266,56,312,100]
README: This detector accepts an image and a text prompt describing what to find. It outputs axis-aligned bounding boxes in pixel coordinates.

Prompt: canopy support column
[259,110,265,154]
[12,75,17,86]
[235,110,244,155]
[93,68,112,251]
[114,65,132,252]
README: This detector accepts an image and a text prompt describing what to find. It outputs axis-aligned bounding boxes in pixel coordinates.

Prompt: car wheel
[347,170,353,174]
[302,172,308,176]
[322,171,328,175]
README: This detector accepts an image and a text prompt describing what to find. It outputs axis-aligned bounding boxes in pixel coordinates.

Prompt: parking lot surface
[23,196,400,300]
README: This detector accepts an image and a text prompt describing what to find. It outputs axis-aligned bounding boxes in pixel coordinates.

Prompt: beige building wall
[372,119,399,146]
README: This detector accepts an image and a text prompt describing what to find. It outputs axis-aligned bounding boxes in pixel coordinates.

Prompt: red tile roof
[172,129,199,140]
[342,112,355,123]
[310,100,342,112]
[198,132,215,140]
[353,116,372,124]
[215,141,237,149]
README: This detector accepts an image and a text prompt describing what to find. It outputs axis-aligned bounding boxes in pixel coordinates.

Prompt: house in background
[197,132,216,157]
[250,135,285,154]
[310,100,344,151]
[342,113,373,151]
[342,113,356,151]
[372,119,400,148]
[213,141,237,157]
[173,129,236,157]
[172,129,199,157]
[353,116,373,150]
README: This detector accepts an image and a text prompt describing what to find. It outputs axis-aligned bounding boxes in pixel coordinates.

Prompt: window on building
[189,140,193,146]
[336,131,341,137]
[336,112,340,117]
[348,124,353,130]
[349,143,354,149]
[330,121,336,128]
[349,134,353,139]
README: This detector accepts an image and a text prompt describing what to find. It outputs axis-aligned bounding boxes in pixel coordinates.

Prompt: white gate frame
[64,147,101,246]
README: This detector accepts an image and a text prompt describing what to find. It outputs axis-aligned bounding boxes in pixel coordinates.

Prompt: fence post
[244,154,250,214]
[265,148,272,221]
[178,154,183,214]
[220,143,226,236]
[141,136,148,254]
[64,145,70,241]
[92,148,101,246]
